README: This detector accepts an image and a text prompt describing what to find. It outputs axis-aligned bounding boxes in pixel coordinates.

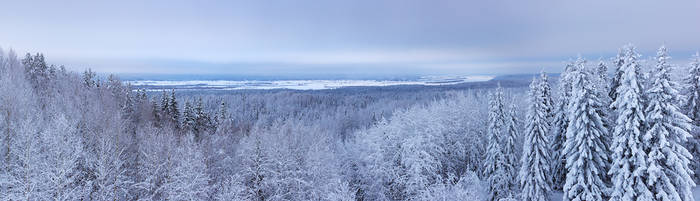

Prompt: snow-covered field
[127,75,494,90]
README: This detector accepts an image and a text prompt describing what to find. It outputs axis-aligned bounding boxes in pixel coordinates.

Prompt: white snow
[550,191,563,201]
[549,187,700,201]
[126,75,494,90]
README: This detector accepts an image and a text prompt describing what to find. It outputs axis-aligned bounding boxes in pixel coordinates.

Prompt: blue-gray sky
[1,0,699,76]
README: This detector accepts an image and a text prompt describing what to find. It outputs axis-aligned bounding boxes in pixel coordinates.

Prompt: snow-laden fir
[518,74,553,201]
[562,57,610,201]
[483,86,516,201]
[683,52,700,186]
[609,45,654,201]
[550,61,575,191]
[644,46,695,201]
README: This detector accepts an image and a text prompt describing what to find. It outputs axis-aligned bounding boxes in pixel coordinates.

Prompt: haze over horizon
[1,0,699,77]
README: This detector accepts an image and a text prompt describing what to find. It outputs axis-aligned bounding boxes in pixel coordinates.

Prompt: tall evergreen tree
[505,104,520,182]
[182,101,195,132]
[594,60,614,177]
[82,68,97,88]
[685,52,700,122]
[596,60,611,99]
[562,57,610,201]
[137,89,148,104]
[609,44,653,201]
[168,90,180,129]
[122,91,135,121]
[610,48,626,103]
[151,97,161,127]
[519,77,552,201]
[194,97,211,138]
[160,90,170,124]
[683,52,700,182]
[106,74,123,96]
[215,100,228,126]
[550,61,575,190]
[215,100,231,135]
[594,60,613,116]
[21,53,49,89]
[644,46,696,201]
[539,72,554,120]
[483,86,515,201]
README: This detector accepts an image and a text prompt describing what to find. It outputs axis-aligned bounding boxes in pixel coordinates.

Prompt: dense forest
[0,44,699,201]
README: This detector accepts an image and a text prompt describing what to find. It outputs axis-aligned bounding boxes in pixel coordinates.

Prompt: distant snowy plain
[127,75,494,90]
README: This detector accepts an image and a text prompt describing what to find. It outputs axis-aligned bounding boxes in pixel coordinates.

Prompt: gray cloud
[0,0,698,76]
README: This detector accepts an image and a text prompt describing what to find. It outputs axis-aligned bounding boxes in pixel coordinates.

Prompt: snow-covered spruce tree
[594,59,613,116]
[214,100,232,135]
[21,53,49,89]
[160,90,169,113]
[82,68,97,88]
[550,61,575,190]
[483,86,515,201]
[594,60,614,178]
[519,77,552,201]
[539,72,555,120]
[562,57,610,201]
[122,91,135,121]
[215,100,227,126]
[169,90,180,130]
[685,52,700,124]
[549,100,568,190]
[610,48,626,104]
[193,97,211,139]
[596,60,613,107]
[597,60,610,86]
[182,101,195,132]
[504,104,520,181]
[151,97,161,127]
[609,44,653,201]
[136,89,148,105]
[683,52,700,182]
[106,74,125,96]
[644,46,696,201]
[160,90,170,126]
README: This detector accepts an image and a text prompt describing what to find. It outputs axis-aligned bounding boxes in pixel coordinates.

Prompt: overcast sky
[1,0,699,76]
